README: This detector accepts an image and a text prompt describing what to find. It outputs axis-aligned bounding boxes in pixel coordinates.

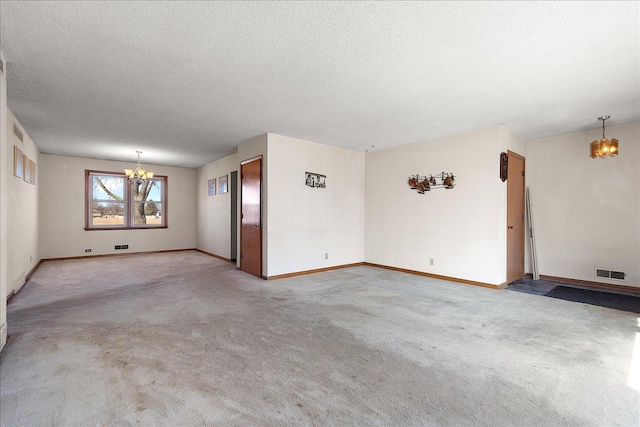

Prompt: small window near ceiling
[86,171,167,230]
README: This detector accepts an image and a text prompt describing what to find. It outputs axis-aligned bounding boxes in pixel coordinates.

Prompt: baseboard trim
[194,249,233,263]
[6,260,42,303]
[537,274,640,294]
[25,259,43,281]
[266,262,366,280]
[0,322,7,353]
[365,263,504,290]
[42,248,196,262]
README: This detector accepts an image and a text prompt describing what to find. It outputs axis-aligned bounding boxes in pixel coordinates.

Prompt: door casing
[230,170,238,263]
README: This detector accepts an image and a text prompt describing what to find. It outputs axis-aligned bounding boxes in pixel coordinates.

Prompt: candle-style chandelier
[124,151,154,184]
[590,116,619,159]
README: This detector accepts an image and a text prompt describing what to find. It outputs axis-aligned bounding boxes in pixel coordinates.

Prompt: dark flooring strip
[507,278,640,314]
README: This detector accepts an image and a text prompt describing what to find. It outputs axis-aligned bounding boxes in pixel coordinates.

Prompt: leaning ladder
[525,187,540,280]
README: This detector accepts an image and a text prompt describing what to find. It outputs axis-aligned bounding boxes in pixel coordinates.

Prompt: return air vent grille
[13,124,23,142]
[595,269,626,281]
[610,271,625,280]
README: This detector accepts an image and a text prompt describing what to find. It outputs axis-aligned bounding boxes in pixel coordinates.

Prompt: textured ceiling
[1,1,638,168]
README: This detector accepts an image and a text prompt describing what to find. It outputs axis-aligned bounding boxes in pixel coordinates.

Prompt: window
[85,170,167,230]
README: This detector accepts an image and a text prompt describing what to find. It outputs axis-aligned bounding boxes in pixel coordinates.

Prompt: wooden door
[240,157,262,278]
[506,151,525,284]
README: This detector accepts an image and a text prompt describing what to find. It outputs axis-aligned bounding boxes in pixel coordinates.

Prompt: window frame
[85,169,168,231]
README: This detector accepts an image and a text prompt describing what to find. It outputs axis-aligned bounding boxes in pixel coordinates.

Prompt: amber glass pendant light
[590,116,618,159]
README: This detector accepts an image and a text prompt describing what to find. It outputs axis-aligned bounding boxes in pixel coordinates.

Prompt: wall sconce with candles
[407,172,455,194]
[590,116,619,159]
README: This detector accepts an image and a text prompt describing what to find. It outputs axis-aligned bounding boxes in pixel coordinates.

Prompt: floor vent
[14,124,23,142]
[596,269,626,281]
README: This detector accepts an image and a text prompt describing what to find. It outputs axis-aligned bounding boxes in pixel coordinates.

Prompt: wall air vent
[595,269,626,281]
[13,124,23,142]
[610,271,625,280]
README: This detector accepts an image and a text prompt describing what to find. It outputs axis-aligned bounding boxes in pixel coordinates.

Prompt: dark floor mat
[507,279,558,296]
[545,286,640,314]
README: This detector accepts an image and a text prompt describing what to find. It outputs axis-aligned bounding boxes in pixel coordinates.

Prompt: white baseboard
[13,274,25,293]
[0,322,7,352]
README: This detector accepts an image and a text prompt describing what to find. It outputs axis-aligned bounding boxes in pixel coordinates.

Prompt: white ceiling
[1,1,638,168]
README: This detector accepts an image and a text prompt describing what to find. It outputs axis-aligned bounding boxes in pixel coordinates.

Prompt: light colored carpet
[1,251,638,426]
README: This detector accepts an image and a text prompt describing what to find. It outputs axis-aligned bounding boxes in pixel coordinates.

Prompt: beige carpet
[1,251,638,426]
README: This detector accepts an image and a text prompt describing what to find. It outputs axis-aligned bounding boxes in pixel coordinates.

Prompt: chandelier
[590,116,619,159]
[124,151,154,183]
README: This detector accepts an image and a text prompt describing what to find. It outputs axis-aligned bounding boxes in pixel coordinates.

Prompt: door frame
[506,150,526,284]
[230,170,238,263]
[240,155,263,278]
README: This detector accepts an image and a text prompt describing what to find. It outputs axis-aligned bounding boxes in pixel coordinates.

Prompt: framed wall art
[218,175,228,194]
[208,178,216,196]
[30,159,36,185]
[305,172,326,188]
[23,155,31,183]
[13,146,24,178]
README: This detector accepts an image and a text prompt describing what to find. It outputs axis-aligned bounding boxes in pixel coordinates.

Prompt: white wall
[0,66,40,352]
[237,134,268,275]
[39,154,196,258]
[267,134,365,276]
[0,50,8,351]
[196,152,238,259]
[7,111,40,295]
[527,122,640,287]
[365,126,511,286]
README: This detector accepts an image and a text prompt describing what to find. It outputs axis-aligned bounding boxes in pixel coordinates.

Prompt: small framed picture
[218,175,228,194]
[208,178,216,196]
[30,160,36,185]
[305,172,326,188]
[13,146,24,178]
[23,155,31,183]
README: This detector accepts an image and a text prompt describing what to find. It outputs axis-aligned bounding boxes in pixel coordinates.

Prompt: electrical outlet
[85,249,92,253]
[430,258,434,266]
[324,253,328,260]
